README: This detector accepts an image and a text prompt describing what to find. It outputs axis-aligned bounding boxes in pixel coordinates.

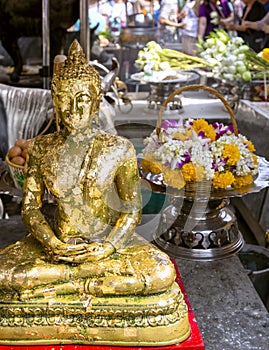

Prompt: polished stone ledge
[236,100,269,234]
[114,90,230,125]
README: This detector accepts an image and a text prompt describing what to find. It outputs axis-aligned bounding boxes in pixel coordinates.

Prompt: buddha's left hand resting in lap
[0,40,175,301]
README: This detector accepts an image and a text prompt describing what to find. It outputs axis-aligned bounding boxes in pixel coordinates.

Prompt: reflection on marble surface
[114,90,230,124]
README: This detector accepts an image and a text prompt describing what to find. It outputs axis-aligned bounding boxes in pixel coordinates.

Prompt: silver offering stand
[140,157,269,261]
[139,84,269,261]
[131,71,199,110]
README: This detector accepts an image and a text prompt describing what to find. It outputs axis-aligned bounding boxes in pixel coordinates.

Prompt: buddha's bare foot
[84,275,146,296]
[19,282,83,301]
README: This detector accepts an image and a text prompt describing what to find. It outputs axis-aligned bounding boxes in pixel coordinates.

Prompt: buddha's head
[51,39,102,132]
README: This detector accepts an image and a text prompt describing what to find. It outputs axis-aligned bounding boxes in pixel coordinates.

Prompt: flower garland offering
[141,118,258,190]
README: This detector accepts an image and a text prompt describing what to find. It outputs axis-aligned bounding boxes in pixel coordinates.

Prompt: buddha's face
[54,79,100,132]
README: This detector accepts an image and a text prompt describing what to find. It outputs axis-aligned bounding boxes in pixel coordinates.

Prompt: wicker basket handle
[156,84,238,136]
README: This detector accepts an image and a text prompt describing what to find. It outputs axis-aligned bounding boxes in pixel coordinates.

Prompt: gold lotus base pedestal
[0,282,190,346]
[154,198,244,261]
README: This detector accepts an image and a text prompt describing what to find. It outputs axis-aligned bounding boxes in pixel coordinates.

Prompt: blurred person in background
[72,0,110,33]
[69,1,114,64]
[198,0,233,39]
[106,0,134,28]
[231,0,245,25]
[179,0,200,55]
[259,0,269,13]
[133,0,160,15]
[225,0,266,52]
[244,12,269,35]
[158,0,186,43]
[133,0,161,25]
[88,0,110,33]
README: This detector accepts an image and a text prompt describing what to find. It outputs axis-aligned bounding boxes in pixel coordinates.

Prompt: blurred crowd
[75,0,269,54]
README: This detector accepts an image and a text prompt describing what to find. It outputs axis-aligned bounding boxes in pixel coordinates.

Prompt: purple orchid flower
[161,120,170,130]
[169,120,178,128]
[184,154,191,162]
[175,154,191,168]
[161,119,178,130]
[212,122,219,129]
[214,124,235,139]
[176,161,185,168]
[226,125,234,133]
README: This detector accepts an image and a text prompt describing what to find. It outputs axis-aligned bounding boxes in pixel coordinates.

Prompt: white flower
[142,118,258,187]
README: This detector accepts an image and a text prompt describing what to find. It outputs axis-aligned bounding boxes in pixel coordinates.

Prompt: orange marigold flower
[191,119,216,141]
[232,174,253,188]
[192,119,209,130]
[163,168,185,190]
[212,171,235,189]
[181,163,204,182]
[222,144,240,165]
[204,125,217,141]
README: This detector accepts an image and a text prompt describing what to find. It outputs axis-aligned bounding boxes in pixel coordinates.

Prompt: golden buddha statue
[0,40,190,346]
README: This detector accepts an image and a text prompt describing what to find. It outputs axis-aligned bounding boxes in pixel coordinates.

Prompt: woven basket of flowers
[140,84,259,194]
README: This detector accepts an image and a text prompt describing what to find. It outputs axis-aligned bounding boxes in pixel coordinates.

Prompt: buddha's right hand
[55,242,115,263]
[45,236,89,262]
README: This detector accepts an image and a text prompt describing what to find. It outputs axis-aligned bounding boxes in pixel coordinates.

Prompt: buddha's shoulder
[29,132,63,153]
[96,130,133,148]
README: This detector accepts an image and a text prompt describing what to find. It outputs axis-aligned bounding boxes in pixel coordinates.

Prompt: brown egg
[23,142,29,150]
[11,156,25,166]
[21,148,28,159]
[15,138,28,149]
[8,146,22,158]
[23,141,30,150]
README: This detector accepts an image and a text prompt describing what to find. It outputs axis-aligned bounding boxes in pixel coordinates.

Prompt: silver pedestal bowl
[140,157,269,261]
